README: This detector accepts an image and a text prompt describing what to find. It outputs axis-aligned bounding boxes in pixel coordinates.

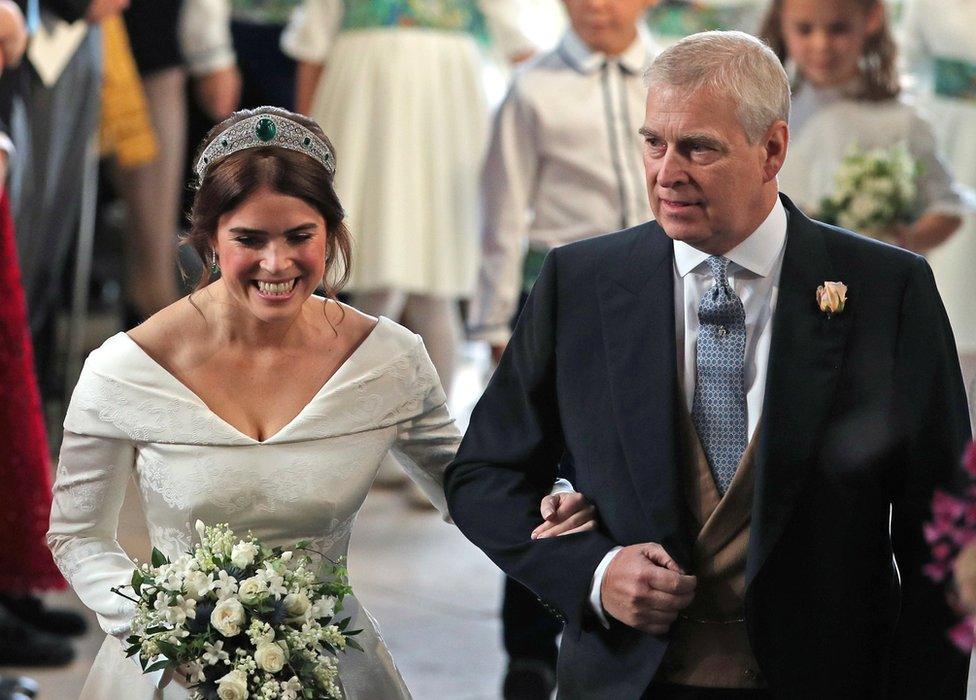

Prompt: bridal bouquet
[112,521,361,699]
[819,144,920,239]
[924,443,976,651]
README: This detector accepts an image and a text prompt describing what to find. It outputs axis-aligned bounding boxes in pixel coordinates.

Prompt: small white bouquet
[112,521,361,699]
[819,143,921,240]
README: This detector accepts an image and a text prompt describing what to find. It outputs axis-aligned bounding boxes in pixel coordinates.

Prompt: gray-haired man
[447,30,970,699]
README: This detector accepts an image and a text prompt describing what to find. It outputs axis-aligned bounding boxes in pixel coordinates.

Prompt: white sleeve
[47,429,139,639]
[907,111,973,217]
[476,0,535,58]
[280,0,344,64]
[468,79,540,345]
[389,343,462,520]
[178,0,236,76]
[589,546,623,629]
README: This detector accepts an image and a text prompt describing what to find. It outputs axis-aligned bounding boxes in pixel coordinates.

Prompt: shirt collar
[558,25,655,75]
[673,197,788,278]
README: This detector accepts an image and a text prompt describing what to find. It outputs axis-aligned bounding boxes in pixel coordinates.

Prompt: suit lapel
[598,223,692,567]
[746,197,854,587]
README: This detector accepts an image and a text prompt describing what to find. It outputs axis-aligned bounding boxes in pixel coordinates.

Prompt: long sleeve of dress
[390,339,461,519]
[47,427,138,638]
[280,0,343,64]
[468,79,540,345]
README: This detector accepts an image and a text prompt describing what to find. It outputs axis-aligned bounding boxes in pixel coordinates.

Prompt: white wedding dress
[47,317,460,699]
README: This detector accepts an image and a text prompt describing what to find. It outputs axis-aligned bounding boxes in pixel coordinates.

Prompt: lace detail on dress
[105,599,138,637]
[72,373,208,444]
[307,513,357,559]
[345,340,441,427]
[137,454,194,510]
[138,453,326,515]
[147,523,193,562]
[50,539,110,582]
[54,458,114,514]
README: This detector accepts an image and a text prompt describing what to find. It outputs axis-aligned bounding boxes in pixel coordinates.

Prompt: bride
[47,107,596,699]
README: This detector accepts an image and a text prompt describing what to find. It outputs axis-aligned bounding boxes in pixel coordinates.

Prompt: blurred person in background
[0,0,127,664]
[282,0,535,407]
[0,0,84,678]
[900,0,976,382]
[644,0,767,45]
[281,0,537,498]
[6,0,128,400]
[467,0,656,695]
[760,0,968,253]
[117,0,242,329]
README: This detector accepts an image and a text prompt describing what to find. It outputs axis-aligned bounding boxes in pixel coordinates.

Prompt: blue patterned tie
[692,256,747,495]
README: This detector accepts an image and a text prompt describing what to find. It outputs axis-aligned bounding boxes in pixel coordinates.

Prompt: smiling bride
[46,107,596,699]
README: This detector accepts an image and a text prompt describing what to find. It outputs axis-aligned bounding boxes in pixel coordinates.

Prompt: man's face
[562,0,654,56]
[641,85,783,255]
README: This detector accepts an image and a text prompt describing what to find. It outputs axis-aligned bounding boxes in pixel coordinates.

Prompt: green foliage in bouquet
[112,521,362,700]
[819,143,922,239]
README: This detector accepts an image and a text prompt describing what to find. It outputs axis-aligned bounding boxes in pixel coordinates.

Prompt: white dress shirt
[469,28,655,345]
[588,197,788,625]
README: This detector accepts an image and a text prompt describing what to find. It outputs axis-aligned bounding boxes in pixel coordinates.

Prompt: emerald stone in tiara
[194,113,336,182]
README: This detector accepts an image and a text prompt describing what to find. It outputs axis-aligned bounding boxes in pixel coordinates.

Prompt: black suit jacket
[445,195,972,699]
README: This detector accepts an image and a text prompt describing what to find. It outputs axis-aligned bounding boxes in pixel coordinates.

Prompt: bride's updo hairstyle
[185,106,352,301]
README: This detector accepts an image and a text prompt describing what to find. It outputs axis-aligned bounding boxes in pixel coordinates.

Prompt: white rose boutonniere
[211,597,246,637]
[216,668,249,700]
[816,281,847,317]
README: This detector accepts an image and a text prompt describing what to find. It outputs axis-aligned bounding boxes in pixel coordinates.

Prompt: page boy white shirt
[469,28,655,345]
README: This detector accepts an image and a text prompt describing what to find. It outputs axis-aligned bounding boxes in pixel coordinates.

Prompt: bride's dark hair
[183,106,352,302]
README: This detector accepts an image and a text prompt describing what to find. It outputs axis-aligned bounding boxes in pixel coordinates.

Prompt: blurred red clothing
[0,190,65,593]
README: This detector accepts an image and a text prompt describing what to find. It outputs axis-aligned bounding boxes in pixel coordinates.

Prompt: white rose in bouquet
[211,598,246,637]
[254,641,287,673]
[216,668,249,700]
[283,592,311,619]
[237,576,268,605]
[231,541,260,568]
[114,523,360,699]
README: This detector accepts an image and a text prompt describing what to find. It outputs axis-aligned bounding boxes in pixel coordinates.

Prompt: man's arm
[446,251,618,630]
[888,255,971,697]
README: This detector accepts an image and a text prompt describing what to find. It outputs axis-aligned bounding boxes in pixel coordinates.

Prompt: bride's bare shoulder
[126,296,210,366]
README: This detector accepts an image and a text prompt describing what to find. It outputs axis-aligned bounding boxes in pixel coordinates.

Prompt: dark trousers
[643,685,773,700]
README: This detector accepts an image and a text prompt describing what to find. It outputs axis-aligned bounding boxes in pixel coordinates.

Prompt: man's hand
[194,66,242,122]
[85,0,130,23]
[532,492,597,538]
[600,543,696,635]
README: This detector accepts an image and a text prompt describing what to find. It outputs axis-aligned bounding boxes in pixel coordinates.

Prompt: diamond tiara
[194,114,336,181]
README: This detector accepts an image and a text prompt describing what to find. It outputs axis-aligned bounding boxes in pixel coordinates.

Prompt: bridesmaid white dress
[47,317,460,699]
